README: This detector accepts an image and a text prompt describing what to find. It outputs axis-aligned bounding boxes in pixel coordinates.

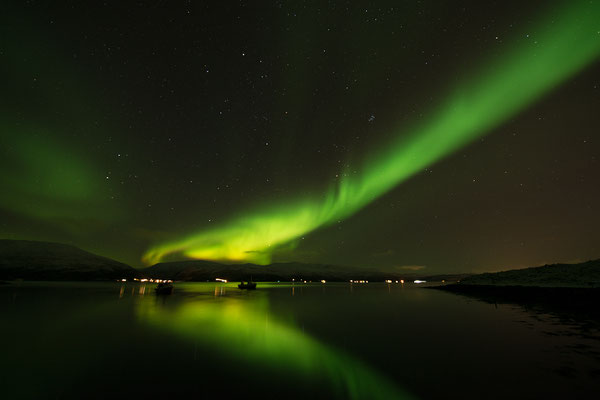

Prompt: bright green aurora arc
[143,1,600,265]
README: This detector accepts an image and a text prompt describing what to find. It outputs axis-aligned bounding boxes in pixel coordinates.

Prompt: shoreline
[427,284,600,315]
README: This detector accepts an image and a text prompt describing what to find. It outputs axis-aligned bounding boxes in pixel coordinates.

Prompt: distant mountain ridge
[458,259,600,288]
[141,260,469,282]
[0,239,140,281]
[142,260,372,281]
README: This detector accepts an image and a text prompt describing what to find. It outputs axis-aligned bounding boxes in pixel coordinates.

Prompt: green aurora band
[144,1,600,265]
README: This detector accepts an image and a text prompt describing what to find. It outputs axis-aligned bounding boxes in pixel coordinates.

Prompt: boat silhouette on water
[238,280,257,290]
[155,282,174,295]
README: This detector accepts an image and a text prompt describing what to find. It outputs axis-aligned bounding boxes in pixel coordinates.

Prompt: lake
[1,281,599,399]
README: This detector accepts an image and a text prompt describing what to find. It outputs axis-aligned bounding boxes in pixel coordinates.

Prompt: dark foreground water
[1,282,599,399]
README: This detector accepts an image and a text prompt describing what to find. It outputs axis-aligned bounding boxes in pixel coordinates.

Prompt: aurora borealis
[1,1,599,272]
[143,1,600,265]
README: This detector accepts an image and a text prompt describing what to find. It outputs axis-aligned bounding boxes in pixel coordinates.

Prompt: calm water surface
[1,282,599,399]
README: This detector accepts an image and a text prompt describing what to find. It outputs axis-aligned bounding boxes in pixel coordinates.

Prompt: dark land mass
[141,260,470,282]
[0,238,474,282]
[0,239,141,281]
[141,260,389,282]
[430,259,600,324]
[454,259,600,288]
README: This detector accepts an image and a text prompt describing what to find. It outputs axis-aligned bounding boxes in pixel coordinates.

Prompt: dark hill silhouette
[141,260,375,281]
[0,239,140,281]
[430,260,600,320]
[141,260,469,282]
[457,259,600,288]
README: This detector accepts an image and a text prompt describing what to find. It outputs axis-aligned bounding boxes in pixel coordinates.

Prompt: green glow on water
[137,292,415,399]
[143,1,600,265]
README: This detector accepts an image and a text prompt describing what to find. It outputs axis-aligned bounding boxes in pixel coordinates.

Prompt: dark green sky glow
[1,1,599,272]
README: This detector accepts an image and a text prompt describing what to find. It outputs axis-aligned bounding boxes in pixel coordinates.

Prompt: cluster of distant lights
[118,278,430,284]
[352,279,421,284]
[291,278,327,283]
[286,278,423,284]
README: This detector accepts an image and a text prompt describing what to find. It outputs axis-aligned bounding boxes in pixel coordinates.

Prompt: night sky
[1,1,598,273]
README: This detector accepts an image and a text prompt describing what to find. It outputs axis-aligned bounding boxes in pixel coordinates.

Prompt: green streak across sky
[144,1,600,265]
